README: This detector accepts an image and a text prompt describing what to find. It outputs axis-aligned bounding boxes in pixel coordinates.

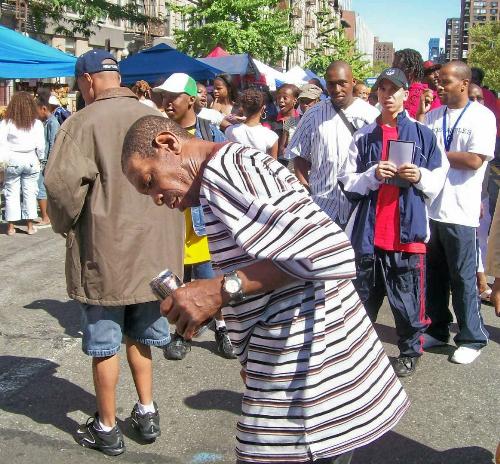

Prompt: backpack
[54,107,71,125]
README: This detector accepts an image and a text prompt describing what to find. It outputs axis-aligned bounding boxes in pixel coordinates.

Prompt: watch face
[225,278,240,294]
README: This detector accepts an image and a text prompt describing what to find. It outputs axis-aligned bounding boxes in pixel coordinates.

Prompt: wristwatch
[222,271,245,304]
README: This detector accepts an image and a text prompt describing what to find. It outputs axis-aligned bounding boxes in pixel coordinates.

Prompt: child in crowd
[273,83,299,161]
[225,88,278,158]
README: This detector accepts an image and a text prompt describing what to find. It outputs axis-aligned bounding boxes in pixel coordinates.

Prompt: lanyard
[442,101,470,152]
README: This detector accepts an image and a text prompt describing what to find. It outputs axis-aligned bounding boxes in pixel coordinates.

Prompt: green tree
[371,60,388,76]
[170,0,300,65]
[26,0,154,37]
[468,21,500,91]
[305,8,371,81]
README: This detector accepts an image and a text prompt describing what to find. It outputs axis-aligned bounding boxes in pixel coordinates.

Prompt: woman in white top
[0,92,45,235]
[225,88,279,159]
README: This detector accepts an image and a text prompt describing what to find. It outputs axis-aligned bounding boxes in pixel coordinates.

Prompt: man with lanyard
[285,61,379,229]
[417,61,496,364]
[153,73,236,360]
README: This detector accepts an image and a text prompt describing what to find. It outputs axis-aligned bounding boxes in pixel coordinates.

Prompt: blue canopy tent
[197,54,260,76]
[0,25,76,78]
[119,43,222,85]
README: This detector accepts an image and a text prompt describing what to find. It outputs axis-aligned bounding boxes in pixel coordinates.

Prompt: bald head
[122,115,193,172]
[326,61,353,78]
[325,61,355,109]
[442,61,472,81]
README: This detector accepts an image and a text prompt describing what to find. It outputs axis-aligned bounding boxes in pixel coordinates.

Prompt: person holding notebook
[339,68,449,377]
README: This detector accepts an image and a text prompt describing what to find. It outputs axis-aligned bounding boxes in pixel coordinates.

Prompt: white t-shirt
[285,97,379,222]
[225,123,279,153]
[425,101,496,227]
[197,107,225,128]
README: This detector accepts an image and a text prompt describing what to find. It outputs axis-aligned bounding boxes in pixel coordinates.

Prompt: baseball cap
[48,95,61,106]
[153,73,197,97]
[423,60,441,72]
[374,68,409,90]
[75,50,119,77]
[298,84,322,100]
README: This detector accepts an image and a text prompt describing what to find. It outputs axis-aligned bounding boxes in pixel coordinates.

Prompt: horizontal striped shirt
[200,143,409,463]
[285,98,379,224]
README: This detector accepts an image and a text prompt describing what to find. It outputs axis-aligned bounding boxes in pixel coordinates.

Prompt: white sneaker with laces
[450,346,481,364]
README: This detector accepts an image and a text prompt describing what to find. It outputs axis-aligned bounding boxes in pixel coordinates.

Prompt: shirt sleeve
[338,130,382,198]
[202,150,356,281]
[46,118,61,157]
[34,120,46,161]
[44,127,98,234]
[466,107,496,161]
[284,111,313,161]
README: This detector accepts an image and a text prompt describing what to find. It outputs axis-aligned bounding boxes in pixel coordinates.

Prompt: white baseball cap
[48,95,61,106]
[153,73,197,97]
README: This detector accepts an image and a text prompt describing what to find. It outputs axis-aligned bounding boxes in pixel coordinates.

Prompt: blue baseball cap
[75,50,119,77]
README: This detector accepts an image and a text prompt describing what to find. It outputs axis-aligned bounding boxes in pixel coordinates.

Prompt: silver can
[150,268,210,338]
[150,269,182,301]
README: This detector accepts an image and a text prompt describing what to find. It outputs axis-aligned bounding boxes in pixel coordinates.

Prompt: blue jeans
[37,170,47,200]
[81,301,170,357]
[184,260,215,282]
[426,220,489,348]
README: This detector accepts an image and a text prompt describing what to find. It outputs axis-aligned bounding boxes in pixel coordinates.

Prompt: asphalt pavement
[0,225,498,464]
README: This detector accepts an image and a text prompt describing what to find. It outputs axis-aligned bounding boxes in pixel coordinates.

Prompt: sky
[350,0,461,59]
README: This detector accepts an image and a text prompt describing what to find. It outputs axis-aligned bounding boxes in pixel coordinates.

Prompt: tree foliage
[170,0,300,65]
[468,22,500,91]
[305,9,371,81]
[370,60,388,76]
[27,0,154,37]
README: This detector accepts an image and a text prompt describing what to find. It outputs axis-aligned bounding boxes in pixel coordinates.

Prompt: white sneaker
[450,346,481,364]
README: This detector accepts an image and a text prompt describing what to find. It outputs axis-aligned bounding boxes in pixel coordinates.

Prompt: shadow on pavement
[373,322,398,346]
[0,356,95,435]
[353,431,494,463]
[184,389,242,415]
[23,299,81,338]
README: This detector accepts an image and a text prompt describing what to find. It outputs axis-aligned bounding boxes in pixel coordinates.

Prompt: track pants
[354,248,429,357]
[426,220,488,349]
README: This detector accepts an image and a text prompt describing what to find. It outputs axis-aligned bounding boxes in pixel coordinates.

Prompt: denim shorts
[81,301,170,357]
[37,171,47,200]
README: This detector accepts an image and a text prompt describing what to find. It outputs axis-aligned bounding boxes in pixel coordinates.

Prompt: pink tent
[206,46,230,58]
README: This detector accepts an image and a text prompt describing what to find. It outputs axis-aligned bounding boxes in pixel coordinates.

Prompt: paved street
[0,225,498,464]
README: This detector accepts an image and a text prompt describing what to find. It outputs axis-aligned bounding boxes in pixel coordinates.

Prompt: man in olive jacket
[45,50,184,456]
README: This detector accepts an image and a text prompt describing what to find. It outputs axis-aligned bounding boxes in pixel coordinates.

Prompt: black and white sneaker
[130,402,161,441]
[215,327,237,359]
[75,413,125,456]
[392,355,419,378]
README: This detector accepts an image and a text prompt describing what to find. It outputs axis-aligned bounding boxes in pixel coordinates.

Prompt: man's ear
[154,131,182,155]
[402,89,410,102]
[461,78,470,93]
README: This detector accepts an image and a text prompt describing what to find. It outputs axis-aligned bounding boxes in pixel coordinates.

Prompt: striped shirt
[285,98,379,224]
[200,143,409,463]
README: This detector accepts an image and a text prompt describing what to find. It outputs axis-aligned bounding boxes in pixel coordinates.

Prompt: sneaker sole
[131,421,161,441]
[77,437,126,456]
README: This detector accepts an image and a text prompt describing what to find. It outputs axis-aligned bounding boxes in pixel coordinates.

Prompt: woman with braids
[211,73,239,116]
[393,48,437,118]
[0,92,45,235]
[225,88,279,158]
[131,80,157,109]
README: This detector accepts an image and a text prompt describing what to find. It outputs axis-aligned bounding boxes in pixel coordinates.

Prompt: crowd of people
[0,46,499,463]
